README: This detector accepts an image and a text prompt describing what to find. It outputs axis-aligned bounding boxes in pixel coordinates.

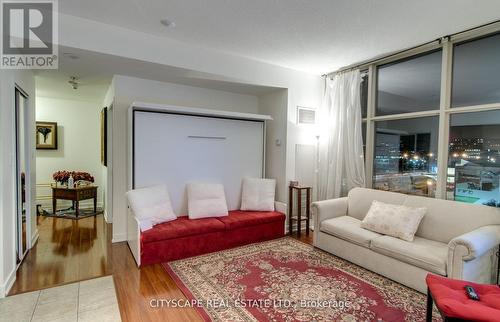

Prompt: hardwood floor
[112,230,313,322]
[9,214,112,295]
[10,215,313,322]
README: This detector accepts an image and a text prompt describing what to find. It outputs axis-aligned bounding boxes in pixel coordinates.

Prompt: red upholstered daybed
[127,209,286,266]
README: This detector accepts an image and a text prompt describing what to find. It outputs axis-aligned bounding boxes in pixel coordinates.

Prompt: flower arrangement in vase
[53,170,95,187]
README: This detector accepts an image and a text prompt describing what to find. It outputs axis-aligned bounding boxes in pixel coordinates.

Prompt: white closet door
[133,111,264,215]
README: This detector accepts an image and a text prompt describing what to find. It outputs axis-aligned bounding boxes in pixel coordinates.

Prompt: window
[452,33,500,108]
[376,50,442,116]
[447,110,500,207]
[373,117,438,197]
[359,26,500,206]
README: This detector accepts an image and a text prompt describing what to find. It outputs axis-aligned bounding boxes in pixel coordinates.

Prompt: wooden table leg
[52,198,56,215]
[297,189,302,237]
[426,288,433,322]
[288,187,293,235]
[306,188,311,236]
[93,196,97,214]
[75,201,79,218]
[497,245,500,285]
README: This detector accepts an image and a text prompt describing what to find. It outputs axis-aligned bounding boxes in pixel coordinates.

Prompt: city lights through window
[373,117,438,197]
[366,31,500,207]
[447,111,500,206]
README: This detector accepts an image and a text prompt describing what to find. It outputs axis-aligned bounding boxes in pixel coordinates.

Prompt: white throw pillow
[361,200,426,242]
[187,183,228,219]
[126,184,177,231]
[240,177,276,211]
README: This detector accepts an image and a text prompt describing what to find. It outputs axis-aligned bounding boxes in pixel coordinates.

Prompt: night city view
[447,118,500,207]
[373,112,500,207]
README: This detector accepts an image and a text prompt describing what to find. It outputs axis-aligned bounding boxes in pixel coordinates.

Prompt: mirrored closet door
[15,87,29,264]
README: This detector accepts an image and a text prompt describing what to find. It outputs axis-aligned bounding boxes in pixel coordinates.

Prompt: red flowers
[53,170,95,184]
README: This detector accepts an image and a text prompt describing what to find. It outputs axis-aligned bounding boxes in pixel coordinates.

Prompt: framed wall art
[36,121,58,150]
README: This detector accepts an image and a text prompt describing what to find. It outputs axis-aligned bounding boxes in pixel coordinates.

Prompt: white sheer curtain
[317,69,366,200]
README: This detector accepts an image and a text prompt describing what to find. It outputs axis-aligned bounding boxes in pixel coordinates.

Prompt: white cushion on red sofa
[126,184,177,230]
[240,177,276,211]
[187,183,229,219]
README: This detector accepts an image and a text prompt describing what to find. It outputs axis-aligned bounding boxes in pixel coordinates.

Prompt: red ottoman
[426,274,500,322]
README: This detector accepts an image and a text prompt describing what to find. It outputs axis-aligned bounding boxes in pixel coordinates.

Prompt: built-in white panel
[133,111,264,215]
[295,144,316,188]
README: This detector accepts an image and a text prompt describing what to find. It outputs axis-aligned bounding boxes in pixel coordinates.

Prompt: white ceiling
[36,46,281,102]
[58,0,500,74]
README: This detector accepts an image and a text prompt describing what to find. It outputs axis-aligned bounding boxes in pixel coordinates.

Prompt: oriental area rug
[163,238,440,322]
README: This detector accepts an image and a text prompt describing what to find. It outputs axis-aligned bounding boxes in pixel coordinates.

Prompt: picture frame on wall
[101,107,108,166]
[36,121,58,150]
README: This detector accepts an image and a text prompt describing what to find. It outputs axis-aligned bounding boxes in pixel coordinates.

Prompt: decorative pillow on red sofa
[187,183,228,219]
[240,177,276,211]
[126,184,177,231]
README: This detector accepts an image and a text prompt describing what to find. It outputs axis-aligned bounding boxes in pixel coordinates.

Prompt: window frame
[362,25,500,200]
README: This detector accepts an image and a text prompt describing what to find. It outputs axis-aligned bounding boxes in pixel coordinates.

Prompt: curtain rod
[322,18,500,78]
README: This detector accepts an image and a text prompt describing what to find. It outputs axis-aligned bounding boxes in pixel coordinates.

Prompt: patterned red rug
[164,238,440,322]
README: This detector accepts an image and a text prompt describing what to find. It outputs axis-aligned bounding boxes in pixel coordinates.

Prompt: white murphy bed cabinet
[127,102,273,265]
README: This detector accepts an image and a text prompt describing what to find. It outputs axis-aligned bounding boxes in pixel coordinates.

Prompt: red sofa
[140,210,285,266]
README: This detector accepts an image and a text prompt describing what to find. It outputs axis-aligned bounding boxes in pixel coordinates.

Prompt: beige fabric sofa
[312,187,500,293]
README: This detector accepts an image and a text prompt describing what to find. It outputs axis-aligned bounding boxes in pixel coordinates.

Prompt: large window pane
[376,51,442,116]
[452,33,500,108]
[373,116,439,197]
[447,110,500,207]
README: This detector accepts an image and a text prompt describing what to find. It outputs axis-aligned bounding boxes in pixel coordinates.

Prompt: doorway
[9,73,113,295]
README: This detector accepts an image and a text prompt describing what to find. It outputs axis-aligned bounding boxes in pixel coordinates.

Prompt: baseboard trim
[31,229,39,247]
[38,201,105,210]
[0,267,16,298]
[285,223,314,232]
[104,210,112,223]
[112,233,127,243]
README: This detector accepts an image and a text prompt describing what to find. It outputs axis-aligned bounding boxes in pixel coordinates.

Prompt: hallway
[9,214,111,295]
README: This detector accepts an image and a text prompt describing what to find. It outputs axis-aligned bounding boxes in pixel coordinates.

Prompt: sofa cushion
[404,195,500,244]
[371,235,448,275]
[141,216,226,243]
[426,274,500,321]
[320,216,383,248]
[347,187,407,221]
[217,210,285,230]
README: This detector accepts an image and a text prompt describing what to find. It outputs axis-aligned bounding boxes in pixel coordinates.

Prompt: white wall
[284,80,324,199]
[258,89,288,202]
[35,96,105,209]
[111,75,260,241]
[0,69,36,298]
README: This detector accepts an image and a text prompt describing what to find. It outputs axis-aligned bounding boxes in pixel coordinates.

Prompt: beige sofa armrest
[448,225,500,261]
[312,197,348,228]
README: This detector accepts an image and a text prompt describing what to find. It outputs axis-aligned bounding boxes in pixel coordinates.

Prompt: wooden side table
[288,185,312,236]
[52,186,98,218]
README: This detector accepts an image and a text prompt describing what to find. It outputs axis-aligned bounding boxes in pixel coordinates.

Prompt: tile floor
[0,276,121,322]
